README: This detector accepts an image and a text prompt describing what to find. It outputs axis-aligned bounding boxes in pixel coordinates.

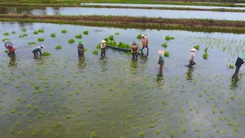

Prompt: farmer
[188,48,197,66]
[100,40,107,58]
[234,56,245,74]
[141,34,149,52]
[158,50,165,71]
[4,40,15,56]
[131,41,139,60]
[77,40,84,57]
[32,45,44,58]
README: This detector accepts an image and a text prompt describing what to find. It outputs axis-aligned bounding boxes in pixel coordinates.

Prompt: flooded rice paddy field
[0,22,245,138]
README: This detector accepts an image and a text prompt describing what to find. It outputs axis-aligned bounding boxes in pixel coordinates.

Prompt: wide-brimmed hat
[191,48,197,52]
[158,50,164,55]
[141,34,145,38]
[79,40,83,44]
[101,40,106,43]
[132,41,136,44]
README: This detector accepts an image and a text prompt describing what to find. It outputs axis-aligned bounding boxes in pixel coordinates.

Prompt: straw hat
[191,48,197,52]
[158,50,164,55]
[101,40,106,43]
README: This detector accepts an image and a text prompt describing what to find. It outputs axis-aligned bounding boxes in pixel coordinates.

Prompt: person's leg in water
[159,64,163,71]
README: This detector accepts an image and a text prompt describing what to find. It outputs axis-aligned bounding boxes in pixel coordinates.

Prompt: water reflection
[185,66,194,80]
[230,73,239,88]
[130,60,138,69]
[8,56,17,67]
[78,57,86,70]
[156,70,164,86]
[99,58,108,72]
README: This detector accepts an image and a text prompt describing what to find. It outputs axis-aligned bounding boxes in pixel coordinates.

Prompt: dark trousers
[78,51,84,57]
[8,51,15,56]
[132,53,138,60]
[101,49,106,57]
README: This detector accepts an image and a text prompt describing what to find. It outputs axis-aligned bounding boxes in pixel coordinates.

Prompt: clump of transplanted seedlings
[33,31,38,34]
[51,33,56,37]
[75,34,82,38]
[61,29,67,33]
[28,42,36,45]
[164,51,170,57]
[38,37,44,42]
[22,28,27,32]
[161,42,167,48]
[38,29,44,33]
[3,32,9,36]
[83,30,89,35]
[138,131,145,137]
[55,45,62,50]
[68,39,75,43]
[165,36,174,40]
[92,50,98,55]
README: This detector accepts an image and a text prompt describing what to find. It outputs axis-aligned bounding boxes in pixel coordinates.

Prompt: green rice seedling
[212,123,217,127]
[61,29,67,33]
[9,128,13,134]
[3,32,9,36]
[90,131,96,138]
[38,37,45,42]
[138,131,144,137]
[136,34,141,39]
[68,39,75,43]
[203,52,208,59]
[109,35,114,41]
[87,107,91,112]
[38,29,44,33]
[194,45,200,50]
[31,131,37,136]
[4,49,9,53]
[33,31,38,34]
[182,127,186,134]
[161,42,168,48]
[51,33,56,37]
[92,50,98,55]
[12,31,16,34]
[148,123,154,128]
[75,34,82,38]
[96,44,100,49]
[55,45,62,50]
[204,47,208,52]
[164,51,170,57]
[42,52,51,56]
[165,36,174,40]
[170,130,175,138]
[26,104,32,109]
[154,130,161,135]
[28,42,36,45]
[83,30,89,35]
[229,65,234,69]
[18,129,24,134]
[22,28,27,32]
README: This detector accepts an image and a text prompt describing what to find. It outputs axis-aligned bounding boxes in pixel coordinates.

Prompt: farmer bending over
[32,45,44,58]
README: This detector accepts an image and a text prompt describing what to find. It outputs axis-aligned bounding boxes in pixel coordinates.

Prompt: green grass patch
[42,52,51,56]
[92,49,98,55]
[83,30,89,35]
[203,52,208,59]
[51,33,56,37]
[3,32,9,36]
[68,38,75,43]
[28,42,36,45]
[33,31,38,34]
[38,29,44,33]
[164,51,170,57]
[38,37,45,42]
[194,45,200,50]
[165,36,174,40]
[161,42,167,48]
[61,29,67,33]
[22,28,27,32]
[75,34,82,38]
[55,45,62,50]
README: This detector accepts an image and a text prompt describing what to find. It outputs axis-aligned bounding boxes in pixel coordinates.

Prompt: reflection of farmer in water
[185,66,194,80]
[78,57,86,70]
[156,70,164,86]
[8,56,17,67]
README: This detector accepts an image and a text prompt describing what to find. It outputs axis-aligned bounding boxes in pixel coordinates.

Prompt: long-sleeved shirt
[158,54,165,65]
[189,52,195,62]
[32,46,42,55]
[77,44,84,52]
[5,42,15,52]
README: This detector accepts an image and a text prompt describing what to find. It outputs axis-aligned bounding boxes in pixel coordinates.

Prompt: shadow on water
[156,70,164,86]
[230,72,243,89]
[99,57,108,72]
[185,65,194,80]
[78,57,86,70]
